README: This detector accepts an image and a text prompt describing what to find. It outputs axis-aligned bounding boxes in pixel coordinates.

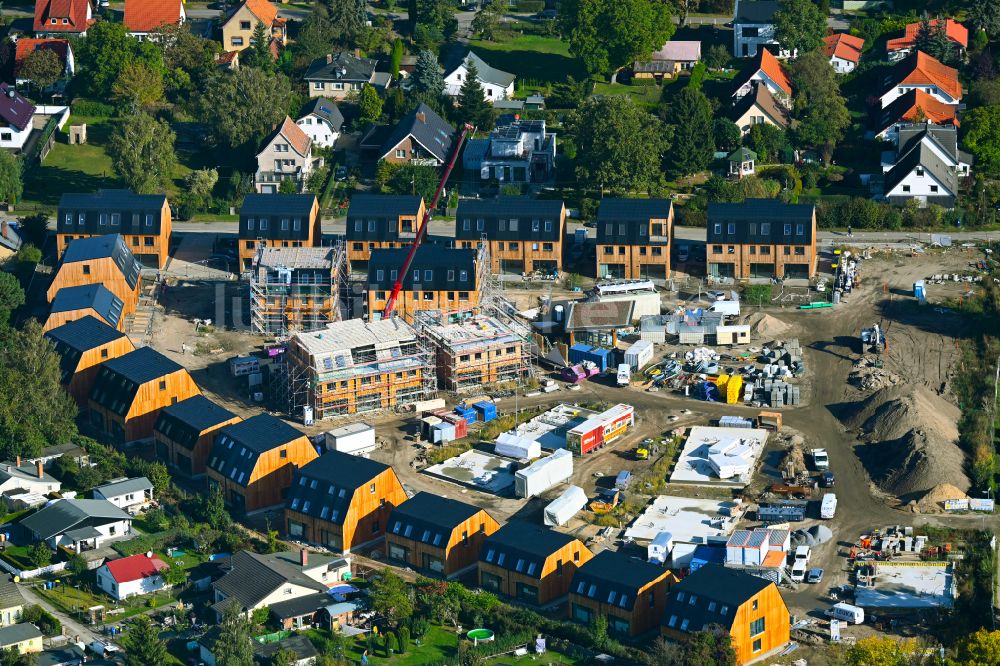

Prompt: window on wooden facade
[750,617,765,636]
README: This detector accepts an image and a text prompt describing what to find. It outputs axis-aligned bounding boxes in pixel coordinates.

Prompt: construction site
[249,244,346,336]
[420,313,534,392]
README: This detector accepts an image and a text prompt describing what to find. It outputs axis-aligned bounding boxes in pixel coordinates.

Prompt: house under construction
[421,313,534,392]
[282,317,436,420]
[250,245,346,335]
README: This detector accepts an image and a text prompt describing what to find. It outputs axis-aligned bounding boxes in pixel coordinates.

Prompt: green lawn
[0,544,40,570]
[486,649,578,665]
[470,35,586,90]
[308,624,459,665]
[593,82,664,106]
[36,580,178,620]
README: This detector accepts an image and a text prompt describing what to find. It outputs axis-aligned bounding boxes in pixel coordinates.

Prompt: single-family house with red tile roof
[33,0,93,37]
[875,89,960,144]
[879,51,962,108]
[96,553,169,600]
[123,0,186,39]
[732,49,791,107]
[887,18,967,61]
[823,33,864,74]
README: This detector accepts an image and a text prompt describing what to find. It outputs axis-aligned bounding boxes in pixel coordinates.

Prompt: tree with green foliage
[397,626,410,654]
[203,486,231,529]
[163,564,188,588]
[471,0,505,40]
[548,76,589,109]
[410,0,456,45]
[15,245,40,266]
[411,50,446,108]
[589,615,608,649]
[681,627,737,666]
[370,571,413,625]
[359,84,383,124]
[845,636,918,666]
[385,632,399,654]
[269,648,298,666]
[390,39,404,78]
[0,320,78,459]
[242,22,274,72]
[325,0,368,44]
[713,118,742,153]
[0,261,28,306]
[704,43,730,70]
[28,542,51,568]
[0,152,22,206]
[789,50,850,159]
[457,62,493,130]
[665,86,715,177]
[970,0,1000,40]
[278,180,298,194]
[108,112,176,194]
[112,62,164,110]
[570,95,666,193]
[948,628,1000,665]
[746,123,786,163]
[75,21,163,98]
[17,214,47,247]
[294,14,337,67]
[196,68,294,148]
[559,0,674,79]
[19,48,63,94]
[121,616,167,666]
[773,0,826,56]
[963,105,1000,174]
[216,608,254,666]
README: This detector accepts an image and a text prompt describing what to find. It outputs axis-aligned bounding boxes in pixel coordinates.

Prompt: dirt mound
[748,312,792,338]
[916,483,969,513]
[842,386,970,500]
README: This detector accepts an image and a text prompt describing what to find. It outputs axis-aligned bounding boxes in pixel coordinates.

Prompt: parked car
[821,471,835,487]
[335,166,348,181]
[807,568,824,584]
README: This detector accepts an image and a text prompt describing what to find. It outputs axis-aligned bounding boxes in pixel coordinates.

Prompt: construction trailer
[565,404,635,455]
[249,245,346,335]
[279,318,437,420]
[421,313,534,392]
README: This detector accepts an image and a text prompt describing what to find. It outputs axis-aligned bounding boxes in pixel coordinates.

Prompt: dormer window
[50,18,57,24]
[62,18,68,23]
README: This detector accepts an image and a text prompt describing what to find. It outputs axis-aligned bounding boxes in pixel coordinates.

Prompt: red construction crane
[381,123,473,319]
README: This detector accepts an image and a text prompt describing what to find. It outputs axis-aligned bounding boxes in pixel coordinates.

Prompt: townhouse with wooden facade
[344,194,425,270]
[455,197,565,275]
[207,414,318,514]
[47,234,142,316]
[385,492,500,579]
[595,199,673,280]
[154,395,242,478]
[478,521,592,607]
[238,194,321,270]
[284,451,407,554]
[87,347,201,443]
[569,550,677,637]
[661,564,790,665]
[706,199,817,281]
[44,283,125,332]
[45,315,135,408]
[366,246,479,323]
[56,190,172,268]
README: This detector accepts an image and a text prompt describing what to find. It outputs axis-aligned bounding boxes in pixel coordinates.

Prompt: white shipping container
[624,340,655,370]
[412,398,446,412]
[710,300,741,316]
[671,541,698,568]
[495,432,542,460]
[544,485,587,526]
[515,449,573,498]
[648,531,674,564]
[325,422,376,455]
[821,493,838,519]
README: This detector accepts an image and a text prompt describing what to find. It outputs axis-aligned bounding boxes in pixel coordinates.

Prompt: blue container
[455,405,478,423]
[473,401,497,422]
[567,343,593,365]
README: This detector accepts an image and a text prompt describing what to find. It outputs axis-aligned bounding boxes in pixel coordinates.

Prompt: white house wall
[887,168,953,199]
[880,84,959,108]
[297,115,339,148]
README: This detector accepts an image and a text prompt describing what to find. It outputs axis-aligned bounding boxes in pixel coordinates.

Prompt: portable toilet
[913,280,926,304]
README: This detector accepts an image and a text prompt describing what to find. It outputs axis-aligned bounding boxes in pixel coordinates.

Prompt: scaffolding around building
[249,243,347,336]
[273,317,437,421]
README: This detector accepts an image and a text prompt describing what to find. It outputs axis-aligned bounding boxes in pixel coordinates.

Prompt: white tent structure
[515,449,573,498]
[495,432,542,460]
[543,485,587,526]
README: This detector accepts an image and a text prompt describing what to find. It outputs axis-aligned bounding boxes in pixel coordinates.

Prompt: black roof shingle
[49,284,124,329]
[60,234,142,289]
[662,564,774,632]
[455,197,565,241]
[345,194,424,242]
[480,521,580,579]
[238,194,317,241]
[89,347,186,415]
[379,103,455,163]
[571,550,668,611]
[285,451,394,525]
[45,313,125,352]
[596,198,673,244]
[367,247,477,291]
[208,415,308,487]
[388,492,485,547]
[154,395,238,450]
[707,199,815,245]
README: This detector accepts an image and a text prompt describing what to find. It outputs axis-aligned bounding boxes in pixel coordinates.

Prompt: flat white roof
[327,422,373,437]
[669,426,769,488]
[624,495,742,543]
[293,318,419,356]
[502,403,598,451]
[423,449,516,495]
[855,562,956,609]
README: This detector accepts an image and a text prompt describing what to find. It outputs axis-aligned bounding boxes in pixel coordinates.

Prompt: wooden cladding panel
[385,508,500,576]
[65,336,136,408]
[47,257,141,315]
[480,540,592,606]
[367,290,480,324]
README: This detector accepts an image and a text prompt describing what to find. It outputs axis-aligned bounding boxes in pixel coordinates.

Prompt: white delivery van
[821,493,838,519]
[794,545,811,564]
[790,559,807,582]
[826,602,865,624]
[617,363,631,386]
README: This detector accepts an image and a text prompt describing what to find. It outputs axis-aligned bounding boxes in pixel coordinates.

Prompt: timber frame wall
[56,199,172,269]
[479,541,593,607]
[207,435,318,514]
[422,317,530,392]
[62,337,136,408]
[47,259,140,316]
[88,370,201,443]
[569,572,677,637]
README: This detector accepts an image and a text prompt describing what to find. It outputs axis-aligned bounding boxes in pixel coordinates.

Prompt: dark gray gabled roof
[707,199,815,245]
[480,521,580,579]
[347,194,423,218]
[380,103,455,163]
[240,194,317,217]
[93,476,152,498]
[286,451,393,525]
[208,415,308,488]
[89,347,187,416]
[299,98,344,133]
[19,499,130,541]
[154,395,238,449]
[267,592,331,620]
[597,198,673,222]
[734,0,781,24]
[0,576,23,611]
[61,234,142,290]
[662,563,774,632]
[445,51,515,88]
[388,491,486,547]
[570,550,667,611]
[367,246,477,291]
[49,284,124,329]
[884,140,958,196]
[212,550,330,609]
[45,315,125,353]
[305,52,377,83]
[253,634,320,663]
[0,623,42,647]
[897,124,961,162]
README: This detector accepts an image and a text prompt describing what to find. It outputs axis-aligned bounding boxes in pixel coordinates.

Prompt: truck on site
[821,493,838,519]
[827,603,865,624]
[810,448,830,470]
[617,363,631,386]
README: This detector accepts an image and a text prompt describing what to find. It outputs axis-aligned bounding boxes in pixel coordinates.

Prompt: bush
[22,605,60,636]
[409,616,429,638]
[517,0,545,11]
[742,283,773,305]
[71,100,115,117]
[15,244,41,265]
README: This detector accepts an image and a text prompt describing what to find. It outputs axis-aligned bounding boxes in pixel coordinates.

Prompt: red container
[442,414,468,439]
